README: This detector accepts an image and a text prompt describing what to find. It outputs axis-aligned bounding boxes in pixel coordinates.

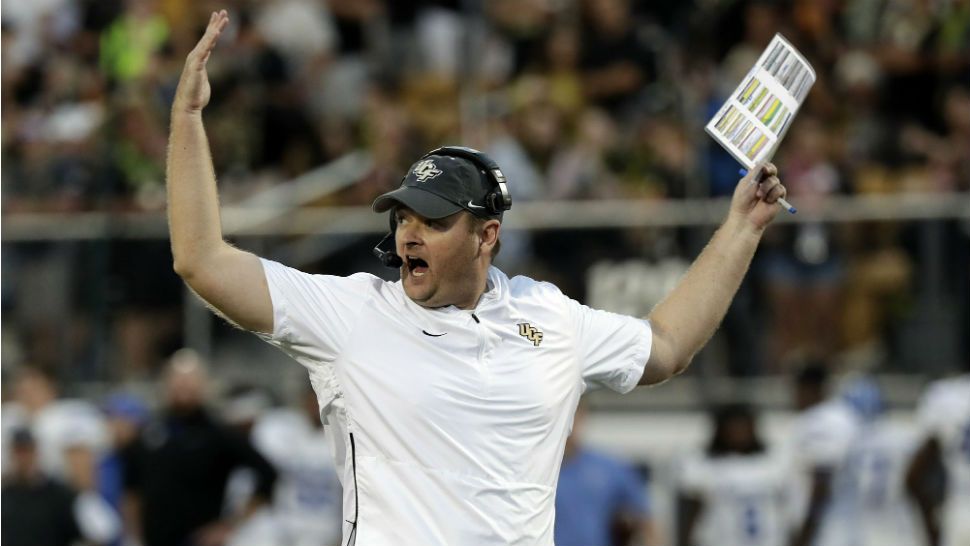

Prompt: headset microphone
[373,231,403,268]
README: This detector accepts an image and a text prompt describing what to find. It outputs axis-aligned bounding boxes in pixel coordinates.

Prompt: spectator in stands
[555,402,658,546]
[99,0,169,84]
[534,24,585,120]
[760,117,846,366]
[899,84,970,193]
[580,0,656,116]
[547,108,621,200]
[1,0,968,380]
[121,349,277,546]
[841,221,913,363]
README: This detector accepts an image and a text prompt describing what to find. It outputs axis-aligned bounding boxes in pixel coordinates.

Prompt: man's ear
[480,220,501,251]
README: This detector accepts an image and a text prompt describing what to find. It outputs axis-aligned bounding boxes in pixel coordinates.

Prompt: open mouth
[406,256,429,277]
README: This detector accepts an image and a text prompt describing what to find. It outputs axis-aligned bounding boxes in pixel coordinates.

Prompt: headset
[372,214,404,268]
[372,146,511,269]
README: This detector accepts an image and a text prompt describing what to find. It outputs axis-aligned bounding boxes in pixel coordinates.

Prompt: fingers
[190,10,229,62]
[746,162,785,202]
[201,10,229,52]
[766,181,787,203]
[756,175,787,203]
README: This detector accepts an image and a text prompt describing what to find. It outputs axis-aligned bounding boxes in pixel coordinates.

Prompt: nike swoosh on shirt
[422,330,447,337]
[466,200,486,210]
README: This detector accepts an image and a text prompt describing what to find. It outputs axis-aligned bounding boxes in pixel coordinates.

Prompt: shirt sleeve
[73,491,122,545]
[256,258,380,367]
[567,297,652,394]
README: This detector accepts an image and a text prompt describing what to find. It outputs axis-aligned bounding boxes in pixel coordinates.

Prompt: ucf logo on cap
[411,160,443,182]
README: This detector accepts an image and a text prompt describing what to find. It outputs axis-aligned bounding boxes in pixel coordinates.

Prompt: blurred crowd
[2,0,969,378]
[4,0,969,210]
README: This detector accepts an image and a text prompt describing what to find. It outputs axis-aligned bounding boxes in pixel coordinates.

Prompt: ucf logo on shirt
[518,323,543,346]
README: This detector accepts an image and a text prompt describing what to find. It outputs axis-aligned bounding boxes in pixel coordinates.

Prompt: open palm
[174,10,229,114]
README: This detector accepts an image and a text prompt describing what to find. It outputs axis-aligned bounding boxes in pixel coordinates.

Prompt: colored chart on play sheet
[705,33,816,169]
[761,39,814,103]
[712,105,771,162]
[737,77,792,134]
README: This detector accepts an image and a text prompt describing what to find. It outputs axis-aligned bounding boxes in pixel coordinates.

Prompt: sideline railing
[4,192,969,242]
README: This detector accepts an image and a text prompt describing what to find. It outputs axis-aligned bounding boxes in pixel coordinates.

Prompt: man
[1,367,109,481]
[121,350,277,546]
[787,364,861,546]
[224,385,343,546]
[905,368,970,546]
[167,10,788,545]
[677,404,789,546]
[250,385,343,546]
[2,428,120,546]
[555,403,657,546]
[836,378,919,546]
[3,428,80,546]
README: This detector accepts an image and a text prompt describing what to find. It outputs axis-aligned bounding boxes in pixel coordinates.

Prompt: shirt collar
[393,266,509,316]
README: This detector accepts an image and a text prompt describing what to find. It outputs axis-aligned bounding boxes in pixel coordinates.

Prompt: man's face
[723,415,756,451]
[12,443,38,478]
[15,372,56,413]
[795,383,823,411]
[394,207,488,309]
[164,362,207,412]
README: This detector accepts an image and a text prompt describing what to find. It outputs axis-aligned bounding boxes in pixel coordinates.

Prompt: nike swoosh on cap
[422,330,447,337]
[466,200,485,210]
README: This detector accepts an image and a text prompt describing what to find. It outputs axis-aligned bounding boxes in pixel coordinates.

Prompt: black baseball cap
[372,154,503,221]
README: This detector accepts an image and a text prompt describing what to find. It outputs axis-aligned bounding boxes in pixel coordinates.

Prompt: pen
[739,168,796,214]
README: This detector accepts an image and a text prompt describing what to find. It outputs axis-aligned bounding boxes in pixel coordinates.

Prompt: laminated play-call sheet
[706,33,816,170]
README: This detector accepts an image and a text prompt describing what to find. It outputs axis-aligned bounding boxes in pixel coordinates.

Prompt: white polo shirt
[916,375,970,546]
[256,259,652,546]
[679,452,790,546]
[790,400,868,546]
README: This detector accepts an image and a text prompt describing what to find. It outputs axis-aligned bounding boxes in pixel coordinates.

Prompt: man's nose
[396,223,422,247]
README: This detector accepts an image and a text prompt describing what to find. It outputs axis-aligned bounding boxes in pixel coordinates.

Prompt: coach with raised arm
[167,11,789,546]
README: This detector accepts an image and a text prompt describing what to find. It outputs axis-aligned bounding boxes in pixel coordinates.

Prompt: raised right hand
[173,10,229,114]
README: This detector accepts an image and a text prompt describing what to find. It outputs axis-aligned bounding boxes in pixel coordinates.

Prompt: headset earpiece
[421,146,512,215]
